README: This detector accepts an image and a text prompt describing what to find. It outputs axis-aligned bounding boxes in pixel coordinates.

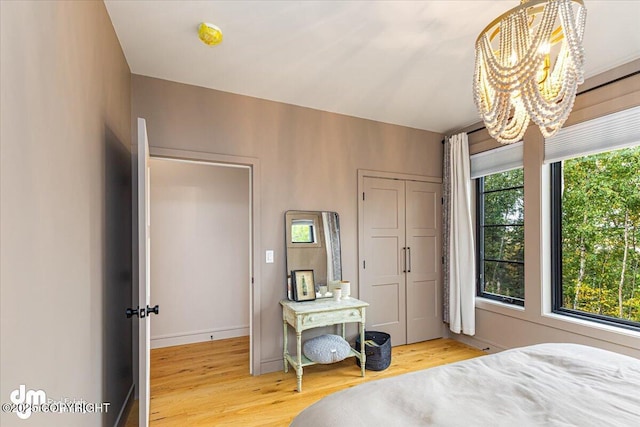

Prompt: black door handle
[146,304,159,315]
[402,247,407,273]
[125,306,139,318]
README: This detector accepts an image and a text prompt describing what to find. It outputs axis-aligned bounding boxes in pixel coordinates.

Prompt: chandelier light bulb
[538,42,551,54]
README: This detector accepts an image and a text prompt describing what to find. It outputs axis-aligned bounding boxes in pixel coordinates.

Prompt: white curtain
[447,133,476,335]
[322,212,334,283]
[322,212,341,283]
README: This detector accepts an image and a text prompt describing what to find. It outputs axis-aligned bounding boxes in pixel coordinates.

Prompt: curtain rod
[577,69,640,96]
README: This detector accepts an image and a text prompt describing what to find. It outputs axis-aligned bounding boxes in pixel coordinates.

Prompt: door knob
[125,306,139,318]
[146,304,160,315]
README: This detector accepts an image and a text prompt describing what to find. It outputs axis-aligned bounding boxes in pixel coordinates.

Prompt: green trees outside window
[477,168,525,305]
[553,145,640,327]
[291,221,315,243]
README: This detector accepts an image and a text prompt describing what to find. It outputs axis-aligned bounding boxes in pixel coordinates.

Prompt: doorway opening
[150,148,260,375]
[149,157,251,350]
[130,125,262,426]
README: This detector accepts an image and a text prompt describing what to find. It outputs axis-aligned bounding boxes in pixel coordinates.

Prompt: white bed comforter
[291,343,640,427]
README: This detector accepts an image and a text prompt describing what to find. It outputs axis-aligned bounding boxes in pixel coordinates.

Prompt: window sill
[542,312,640,340]
[475,297,640,350]
[475,297,525,314]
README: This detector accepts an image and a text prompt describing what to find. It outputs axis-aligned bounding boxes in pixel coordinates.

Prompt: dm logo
[10,385,46,420]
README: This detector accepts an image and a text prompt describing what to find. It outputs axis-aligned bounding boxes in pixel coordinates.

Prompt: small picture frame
[292,270,316,302]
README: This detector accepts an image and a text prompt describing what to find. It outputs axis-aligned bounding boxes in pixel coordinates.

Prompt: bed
[291,343,640,426]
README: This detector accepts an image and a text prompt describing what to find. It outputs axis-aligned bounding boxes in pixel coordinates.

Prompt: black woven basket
[355,331,391,371]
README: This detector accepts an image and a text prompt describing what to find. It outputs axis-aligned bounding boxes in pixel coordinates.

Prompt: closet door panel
[368,282,402,330]
[369,236,401,276]
[406,181,442,343]
[362,177,407,345]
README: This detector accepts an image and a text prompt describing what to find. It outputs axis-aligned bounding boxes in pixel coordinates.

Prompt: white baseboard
[450,333,507,354]
[151,326,249,349]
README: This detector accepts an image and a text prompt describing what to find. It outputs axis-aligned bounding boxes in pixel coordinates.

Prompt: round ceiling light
[198,22,223,46]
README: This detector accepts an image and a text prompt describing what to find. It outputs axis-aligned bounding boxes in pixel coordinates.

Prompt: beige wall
[149,159,250,348]
[0,2,131,427]
[131,75,443,372]
[455,66,640,358]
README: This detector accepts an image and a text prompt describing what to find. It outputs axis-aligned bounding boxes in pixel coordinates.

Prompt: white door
[361,177,407,344]
[406,181,442,343]
[137,118,151,426]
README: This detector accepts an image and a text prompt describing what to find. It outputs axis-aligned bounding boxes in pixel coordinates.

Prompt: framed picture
[292,270,316,302]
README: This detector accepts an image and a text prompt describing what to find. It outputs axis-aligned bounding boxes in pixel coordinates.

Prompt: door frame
[356,169,441,334]
[151,147,262,375]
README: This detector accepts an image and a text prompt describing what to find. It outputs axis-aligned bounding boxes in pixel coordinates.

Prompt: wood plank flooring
[127,336,485,426]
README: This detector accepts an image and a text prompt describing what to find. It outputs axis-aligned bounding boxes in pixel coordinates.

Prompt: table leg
[283,320,289,373]
[341,322,346,339]
[296,331,303,392]
[360,319,366,377]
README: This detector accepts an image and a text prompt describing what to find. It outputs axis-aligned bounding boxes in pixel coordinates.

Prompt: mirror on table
[285,210,341,300]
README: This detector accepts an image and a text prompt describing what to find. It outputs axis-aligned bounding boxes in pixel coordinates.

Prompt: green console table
[280,297,369,392]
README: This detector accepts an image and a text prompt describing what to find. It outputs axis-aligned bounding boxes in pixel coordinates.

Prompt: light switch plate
[266,250,274,264]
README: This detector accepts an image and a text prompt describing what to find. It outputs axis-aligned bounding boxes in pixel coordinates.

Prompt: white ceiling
[105,1,640,134]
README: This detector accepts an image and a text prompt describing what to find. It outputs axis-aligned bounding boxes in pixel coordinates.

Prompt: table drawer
[301,309,362,328]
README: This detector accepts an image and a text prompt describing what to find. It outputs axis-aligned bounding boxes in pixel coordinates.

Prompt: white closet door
[405,181,442,344]
[362,177,407,345]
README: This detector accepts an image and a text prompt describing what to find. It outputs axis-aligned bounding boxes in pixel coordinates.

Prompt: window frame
[291,219,317,244]
[476,172,525,306]
[550,161,640,331]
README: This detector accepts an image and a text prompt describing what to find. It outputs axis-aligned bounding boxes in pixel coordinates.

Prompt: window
[551,145,640,329]
[476,168,525,305]
[291,219,317,244]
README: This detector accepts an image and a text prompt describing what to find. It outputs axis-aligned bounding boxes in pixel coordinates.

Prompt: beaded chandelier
[473,0,587,144]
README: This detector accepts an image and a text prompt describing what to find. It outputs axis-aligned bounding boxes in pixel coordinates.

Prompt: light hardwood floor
[126,336,485,426]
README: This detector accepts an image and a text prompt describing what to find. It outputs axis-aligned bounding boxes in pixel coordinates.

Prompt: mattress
[291,343,640,426]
